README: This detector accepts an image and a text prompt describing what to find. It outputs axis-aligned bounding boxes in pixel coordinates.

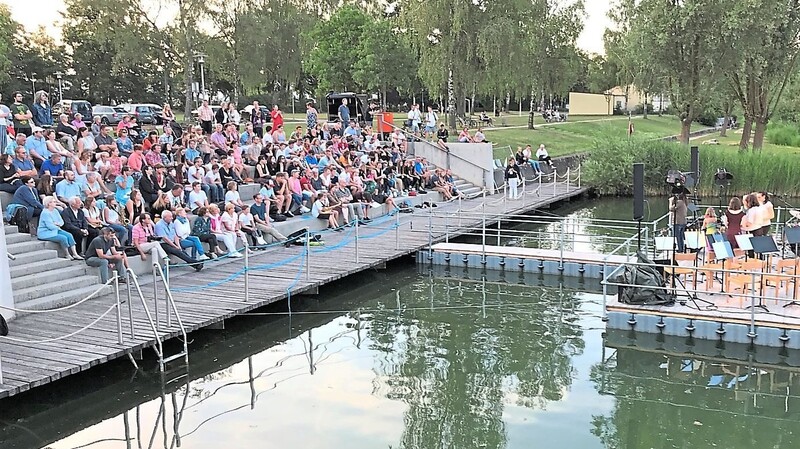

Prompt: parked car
[52,99,93,125]
[118,104,158,125]
[141,103,164,125]
[92,105,127,125]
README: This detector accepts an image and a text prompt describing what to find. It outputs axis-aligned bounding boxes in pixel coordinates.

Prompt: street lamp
[30,73,37,95]
[54,71,64,102]
[194,53,207,101]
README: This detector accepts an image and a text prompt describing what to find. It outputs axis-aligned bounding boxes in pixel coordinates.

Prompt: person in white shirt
[220,202,247,255]
[224,180,245,211]
[188,181,209,213]
[473,128,486,143]
[407,104,422,135]
[536,144,553,167]
[204,164,225,203]
[424,106,438,138]
[392,129,407,152]
[237,204,262,246]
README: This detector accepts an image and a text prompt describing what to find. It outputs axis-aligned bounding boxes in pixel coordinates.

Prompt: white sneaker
[300,206,311,213]
[229,252,243,258]
[198,254,210,261]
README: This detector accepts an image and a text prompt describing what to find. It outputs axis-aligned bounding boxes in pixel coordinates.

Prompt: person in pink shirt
[116,116,133,134]
[127,144,145,173]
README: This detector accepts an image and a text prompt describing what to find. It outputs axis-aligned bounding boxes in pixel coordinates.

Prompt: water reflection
[1,223,798,448]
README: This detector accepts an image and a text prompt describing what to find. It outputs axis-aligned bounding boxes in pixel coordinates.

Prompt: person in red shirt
[270,105,284,130]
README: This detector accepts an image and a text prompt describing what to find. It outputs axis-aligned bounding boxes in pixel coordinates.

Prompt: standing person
[306,102,318,131]
[0,94,11,151]
[10,91,33,137]
[161,104,175,128]
[757,191,775,236]
[424,106,437,138]
[723,197,744,249]
[270,104,284,130]
[250,101,264,138]
[337,98,350,124]
[670,193,688,252]
[407,104,421,135]
[197,100,214,135]
[505,157,521,199]
[741,193,764,236]
[85,227,129,283]
[702,207,718,253]
[31,91,52,128]
[215,101,229,125]
[227,103,240,129]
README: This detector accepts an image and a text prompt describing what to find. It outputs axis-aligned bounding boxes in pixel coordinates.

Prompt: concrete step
[15,284,112,313]
[11,264,95,290]
[9,258,75,278]
[460,186,482,196]
[4,225,18,235]
[5,231,32,245]
[6,239,48,254]
[8,249,61,268]
[13,274,101,303]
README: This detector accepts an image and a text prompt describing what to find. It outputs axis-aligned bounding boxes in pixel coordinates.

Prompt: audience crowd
[2,94,475,283]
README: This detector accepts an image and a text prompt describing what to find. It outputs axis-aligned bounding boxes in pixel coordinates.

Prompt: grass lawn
[486,115,701,159]
[697,131,800,155]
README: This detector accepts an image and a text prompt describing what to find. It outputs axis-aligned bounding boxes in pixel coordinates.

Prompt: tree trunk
[447,68,456,130]
[752,118,767,151]
[720,100,732,138]
[739,116,753,151]
[183,52,194,122]
[642,92,648,119]
[679,119,691,145]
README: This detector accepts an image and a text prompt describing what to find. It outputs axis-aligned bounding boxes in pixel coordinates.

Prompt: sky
[1,0,613,55]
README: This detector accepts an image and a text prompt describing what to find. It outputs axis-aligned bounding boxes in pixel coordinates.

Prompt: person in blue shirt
[337,99,350,124]
[116,129,134,156]
[24,127,50,169]
[5,132,26,155]
[153,210,204,270]
[240,123,254,146]
[30,91,53,127]
[304,151,318,168]
[55,170,84,203]
[183,141,200,165]
[115,165,134,205]
[40,153,64,178]
[11,147,36,178]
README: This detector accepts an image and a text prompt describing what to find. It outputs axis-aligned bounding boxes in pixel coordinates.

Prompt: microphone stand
[772,194,796,257]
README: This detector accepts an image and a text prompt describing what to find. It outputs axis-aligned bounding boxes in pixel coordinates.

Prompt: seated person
[55,170,83,204]
[38,195,82,260]
[11,176,44,221]
[39,153,64,178]
[61,196,93,255]
[191,206,224,257]
[0,153,21,193]
[85,227,129,283]
[536,144,554,167]
[311,193,340,230]
[153,210,204,270]
[131,212,170,263]
[250,193,288,243]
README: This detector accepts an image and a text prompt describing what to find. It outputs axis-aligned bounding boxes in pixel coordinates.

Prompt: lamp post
[55,71,63,102]
[30,73,37,95]
[194,54,207,101]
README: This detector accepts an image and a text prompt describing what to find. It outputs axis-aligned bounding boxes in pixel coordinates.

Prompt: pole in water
[244,242,250,301]
[114,270,123,345]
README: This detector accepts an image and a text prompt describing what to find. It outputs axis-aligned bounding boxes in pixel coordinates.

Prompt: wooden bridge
[0,177,588,399]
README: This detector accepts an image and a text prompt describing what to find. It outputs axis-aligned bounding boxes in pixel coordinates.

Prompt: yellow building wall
[568,92,611,116]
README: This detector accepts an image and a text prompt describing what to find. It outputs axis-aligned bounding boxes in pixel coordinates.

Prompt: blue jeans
[180,236,204,258]
[529,160,541,172]
[41,229,75,250]
[674,224,686,252]
[107,223,130,245]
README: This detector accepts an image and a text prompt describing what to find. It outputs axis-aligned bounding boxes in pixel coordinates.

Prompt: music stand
[749,236,779,312]
[685,230,704,251]
[712,240,735,296]
[655,236,677,291]
[735,233,754,257]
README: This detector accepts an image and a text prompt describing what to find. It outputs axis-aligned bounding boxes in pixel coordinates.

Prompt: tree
[619,0,724,144]
[721,0,800,150]
[303,6,371,95]
[353,19,416,107]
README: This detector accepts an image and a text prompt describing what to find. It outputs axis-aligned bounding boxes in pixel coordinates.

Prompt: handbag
[0,313,9,336]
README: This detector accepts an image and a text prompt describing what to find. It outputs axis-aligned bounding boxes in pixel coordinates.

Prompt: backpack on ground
[12,207,29,234]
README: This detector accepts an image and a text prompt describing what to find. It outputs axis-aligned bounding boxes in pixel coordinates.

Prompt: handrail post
[458,196,462,227]
[601,261,608,321]
[0,348,4,385]
[445,214,449,243]
[748,272,757,339]
[152,264,160,332]
[395,213,400,250]
[559,220,565,270]
[355,216,360,264]
[427,205,433,260]
[566,167,570,187]
[553,169,557,196]
[577,166,581,189]
[114,270,123,345]
[244,241,250,302]
[481,199,487,264]
[126,269,135,339]
[305,229,310,281]
[164,263,171,328]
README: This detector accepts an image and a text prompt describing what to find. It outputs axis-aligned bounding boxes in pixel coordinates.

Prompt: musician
[757,191,774,236]
[722,197,744,249]
[670,193,688,252]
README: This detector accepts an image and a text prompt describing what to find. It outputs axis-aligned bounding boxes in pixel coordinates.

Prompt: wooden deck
[0,181,588,399]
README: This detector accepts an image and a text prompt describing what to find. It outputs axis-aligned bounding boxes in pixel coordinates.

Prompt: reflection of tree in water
[590,347,800,449]
[367,277,585,448]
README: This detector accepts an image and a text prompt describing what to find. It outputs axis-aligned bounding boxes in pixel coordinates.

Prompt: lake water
[1,198,798,449]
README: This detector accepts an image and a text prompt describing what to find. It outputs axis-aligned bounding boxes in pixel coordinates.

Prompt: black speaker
[633,163,644,221]
[690,146,699,179]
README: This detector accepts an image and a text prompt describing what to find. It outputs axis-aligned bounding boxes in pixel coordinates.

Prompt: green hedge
[765,121,800,147]
[583,137,800,197]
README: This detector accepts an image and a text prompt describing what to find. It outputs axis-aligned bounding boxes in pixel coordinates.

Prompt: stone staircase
[5,224,106,313]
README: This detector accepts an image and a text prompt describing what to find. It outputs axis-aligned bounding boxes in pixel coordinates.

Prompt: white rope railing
[0,302,118,344]
[0,275,119,314]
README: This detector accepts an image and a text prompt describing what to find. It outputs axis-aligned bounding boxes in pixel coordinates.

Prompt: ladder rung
[163,352,187,364]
